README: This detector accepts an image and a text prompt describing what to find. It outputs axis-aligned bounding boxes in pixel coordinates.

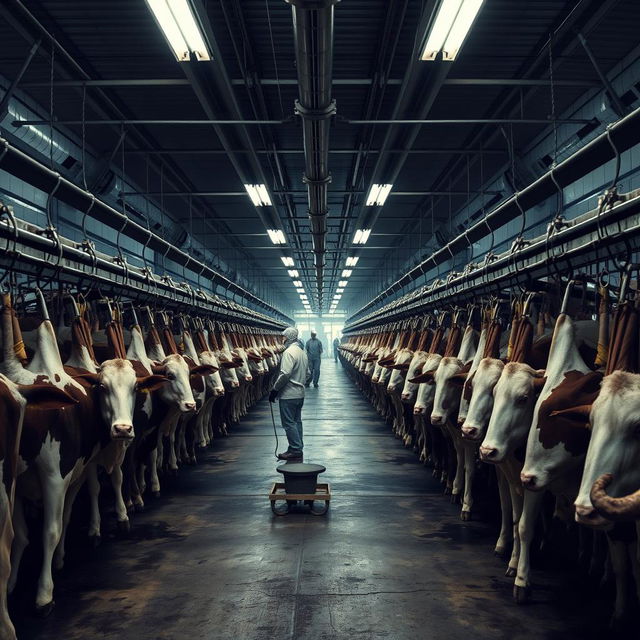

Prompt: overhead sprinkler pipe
[286,0,339,309]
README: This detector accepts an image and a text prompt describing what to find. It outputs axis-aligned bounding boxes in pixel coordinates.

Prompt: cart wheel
[310,501,330,516]
[304,500,314,508]
[271,501,289,516]
[287,500,298,509]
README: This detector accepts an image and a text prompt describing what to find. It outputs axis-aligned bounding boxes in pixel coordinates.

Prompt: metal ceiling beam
[122,189,500,197]
[21,78,600,88]
[123,147,506,155]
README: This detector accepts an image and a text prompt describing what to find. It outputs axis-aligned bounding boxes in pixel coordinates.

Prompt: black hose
[269,400,279,460]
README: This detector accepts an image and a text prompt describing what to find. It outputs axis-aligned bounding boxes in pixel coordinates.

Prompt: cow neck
[161,326,179,355]
[468,324,488,374]
[416,328,432,352]
[545,313,591,386]
[68,317,99,371]
[457,325,478,363]
[506,310,522,361]
[482,320,502,359]
[1,294,27,369]
[406,330,419,351]
[105,320,127,360]
[145,326,166,362]
[195,329,209,354]
[182,330,199,363]
[443,325,462,357]
[604,302,639,376]
[595,286,610,369]
[208,330,220,350]
[510,316,534,364]
[220,332,233,351]
[127,325,154,375]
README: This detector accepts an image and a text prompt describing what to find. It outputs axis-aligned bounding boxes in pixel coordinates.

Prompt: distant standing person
[333,337,340,362]
[306,331,323,388]
[269,327,309,461]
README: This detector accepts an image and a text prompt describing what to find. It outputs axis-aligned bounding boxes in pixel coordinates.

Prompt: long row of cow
[339,281,640,627]
[0,290,285,640]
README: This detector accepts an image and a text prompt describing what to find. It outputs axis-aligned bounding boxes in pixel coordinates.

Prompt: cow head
[521,369,601,491]
[198,351,225,397]
[412,354,442,416]
[387,349,413,393]
[231,348,253,383]
[461,358,504,441]
[401,351,429,403]
[480,362,545,464]
[152,354,211,413]
[430,357,466,426]
[76,359,168,439]
[574,371,640,526]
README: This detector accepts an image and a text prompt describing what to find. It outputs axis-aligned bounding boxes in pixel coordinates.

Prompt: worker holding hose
[269,327,309,461]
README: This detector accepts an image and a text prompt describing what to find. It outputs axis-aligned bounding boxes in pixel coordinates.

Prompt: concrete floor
[12,360,620,639]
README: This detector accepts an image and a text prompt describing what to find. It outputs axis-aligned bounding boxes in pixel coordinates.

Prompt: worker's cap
[282,327,299,341]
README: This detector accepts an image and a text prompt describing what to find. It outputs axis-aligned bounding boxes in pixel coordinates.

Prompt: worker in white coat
[269,326,309,461]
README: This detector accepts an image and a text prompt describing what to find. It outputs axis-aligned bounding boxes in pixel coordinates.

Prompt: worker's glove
[269,389,278,403]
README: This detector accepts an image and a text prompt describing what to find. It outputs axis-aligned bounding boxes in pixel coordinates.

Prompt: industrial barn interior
[1,0,640,638]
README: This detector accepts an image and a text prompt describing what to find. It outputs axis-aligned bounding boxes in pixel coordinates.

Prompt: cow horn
[590,473,640,521]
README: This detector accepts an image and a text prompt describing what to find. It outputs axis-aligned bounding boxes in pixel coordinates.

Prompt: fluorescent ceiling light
[267,229,286,245]
[293,280,302,287]
[146,0,211,62]
[353,229,371,245]
[341,270,352,278]
[333,294,342,300]
[345,256,359,267]
[296,288,305,294]
[281,257,294,267]
[338,280,348,287]
[336,288,344,293]
[243,183,272,206]
[420,0,484,62]
[366,183,393,206]
[287,270,299,278]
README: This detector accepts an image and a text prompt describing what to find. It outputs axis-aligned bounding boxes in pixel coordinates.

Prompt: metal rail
[0,211,287,330]
[0,136,291,324]
[343,191,640,332]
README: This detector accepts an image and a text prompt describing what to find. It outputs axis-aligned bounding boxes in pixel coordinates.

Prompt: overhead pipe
[286,0,339,308]
[0,136,291,324]
[347,104,640,322]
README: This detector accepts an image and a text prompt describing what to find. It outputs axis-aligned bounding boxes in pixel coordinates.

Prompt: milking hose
[269,400,280,459]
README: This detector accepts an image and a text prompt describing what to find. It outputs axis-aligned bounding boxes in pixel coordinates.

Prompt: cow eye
[166,373,176,381]
[516,395,528,405]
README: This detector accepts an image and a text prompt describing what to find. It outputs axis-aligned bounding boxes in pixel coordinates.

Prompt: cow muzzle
[182,401,197,413]
[479,445,500,462]
[111,423,134,439]
[431,414,444,426]
[520,472,540,491]
[574,504,610,528]
[461,424,480,440]
[413,406,425,415]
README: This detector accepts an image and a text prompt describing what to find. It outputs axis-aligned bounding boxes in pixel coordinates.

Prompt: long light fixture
[333,294,342,300]
[145,0,211,62]
[243,183,272,207]
[293,280,302,287]
[345,256,359,267]
[353,229,371,245]
[336,288,344,294]
[341,269,352,278]
[365,183,393,206]
[420,0,485,62]
[296,288,305,294]
[288,270,299,278]
[267,229,286,245]
[281,257,294,267]
[338,280,348,287]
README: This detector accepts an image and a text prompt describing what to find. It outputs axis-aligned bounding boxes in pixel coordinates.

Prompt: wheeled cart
[268,482,331,516]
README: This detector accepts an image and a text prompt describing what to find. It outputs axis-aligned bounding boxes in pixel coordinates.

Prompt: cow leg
[506,482,524,576]
[0,488,16,640]
[149,448,161,496]
[36,473,66,612]
[8,498,27,593]
[514,490,543,603]
[450,434,464,502]
[110,465,130,532]
[86,462,102,543]
[460,444,475,520]
[168,423,179,472]
[607,535,632,626]
[54,478,84,570]
[494,467,512,557]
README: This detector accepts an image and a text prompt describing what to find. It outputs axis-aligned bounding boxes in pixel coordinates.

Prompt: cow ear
[410,370,435,384]
[450,372,468,386]
[151,364,165,375]
[532,375,547,391]
[550,404,593,424]
[18,383,78,409]
[72,372,100,386]
[190,364,218,377]
[136,375,169,393]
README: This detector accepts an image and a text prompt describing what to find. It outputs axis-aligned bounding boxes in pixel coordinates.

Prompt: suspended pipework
[287,0,339,310]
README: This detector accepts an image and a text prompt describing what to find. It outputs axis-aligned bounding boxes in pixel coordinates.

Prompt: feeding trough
[269,463,330,516]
